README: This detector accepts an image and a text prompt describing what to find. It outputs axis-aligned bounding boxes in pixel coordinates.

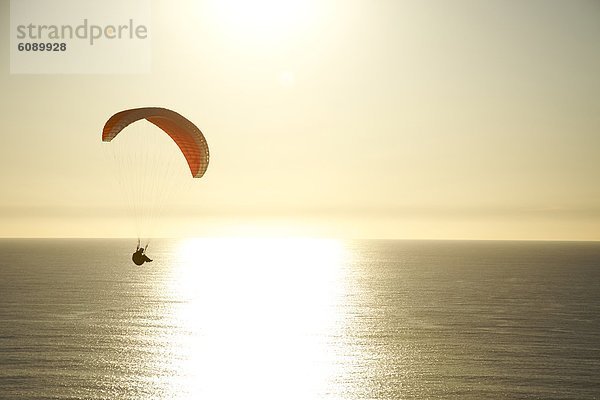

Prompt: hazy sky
[1,0,599,239]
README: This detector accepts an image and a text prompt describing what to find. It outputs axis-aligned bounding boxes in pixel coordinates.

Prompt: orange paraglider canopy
[102,107,209,178]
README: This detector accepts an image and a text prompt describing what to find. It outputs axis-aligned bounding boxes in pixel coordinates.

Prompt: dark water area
[0,239,599,399]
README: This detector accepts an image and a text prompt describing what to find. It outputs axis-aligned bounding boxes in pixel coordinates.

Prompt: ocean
[0,239,598,399]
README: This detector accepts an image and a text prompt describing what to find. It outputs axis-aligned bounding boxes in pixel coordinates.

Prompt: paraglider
[102,107,210,264]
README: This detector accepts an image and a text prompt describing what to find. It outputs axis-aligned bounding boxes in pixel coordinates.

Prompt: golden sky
[1,0,599,239]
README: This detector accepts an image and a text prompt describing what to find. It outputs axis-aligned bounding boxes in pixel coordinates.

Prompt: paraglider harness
[132,240,153,265]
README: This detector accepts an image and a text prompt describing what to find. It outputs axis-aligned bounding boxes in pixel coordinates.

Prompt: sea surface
[0,239,599,399]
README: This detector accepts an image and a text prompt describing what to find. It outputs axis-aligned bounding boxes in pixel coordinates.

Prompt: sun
[207,0,316,45]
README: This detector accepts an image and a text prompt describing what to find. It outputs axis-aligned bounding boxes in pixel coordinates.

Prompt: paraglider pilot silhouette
[132,239,153,266]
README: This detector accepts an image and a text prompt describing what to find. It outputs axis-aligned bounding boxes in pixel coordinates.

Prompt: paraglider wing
[102,107,209,178]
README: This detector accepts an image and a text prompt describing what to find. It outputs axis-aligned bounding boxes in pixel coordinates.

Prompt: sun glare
[278,70,296,88]
[161,237,349,398]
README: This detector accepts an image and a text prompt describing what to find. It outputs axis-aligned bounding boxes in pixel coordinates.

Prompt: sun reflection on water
[159,237,349,398]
